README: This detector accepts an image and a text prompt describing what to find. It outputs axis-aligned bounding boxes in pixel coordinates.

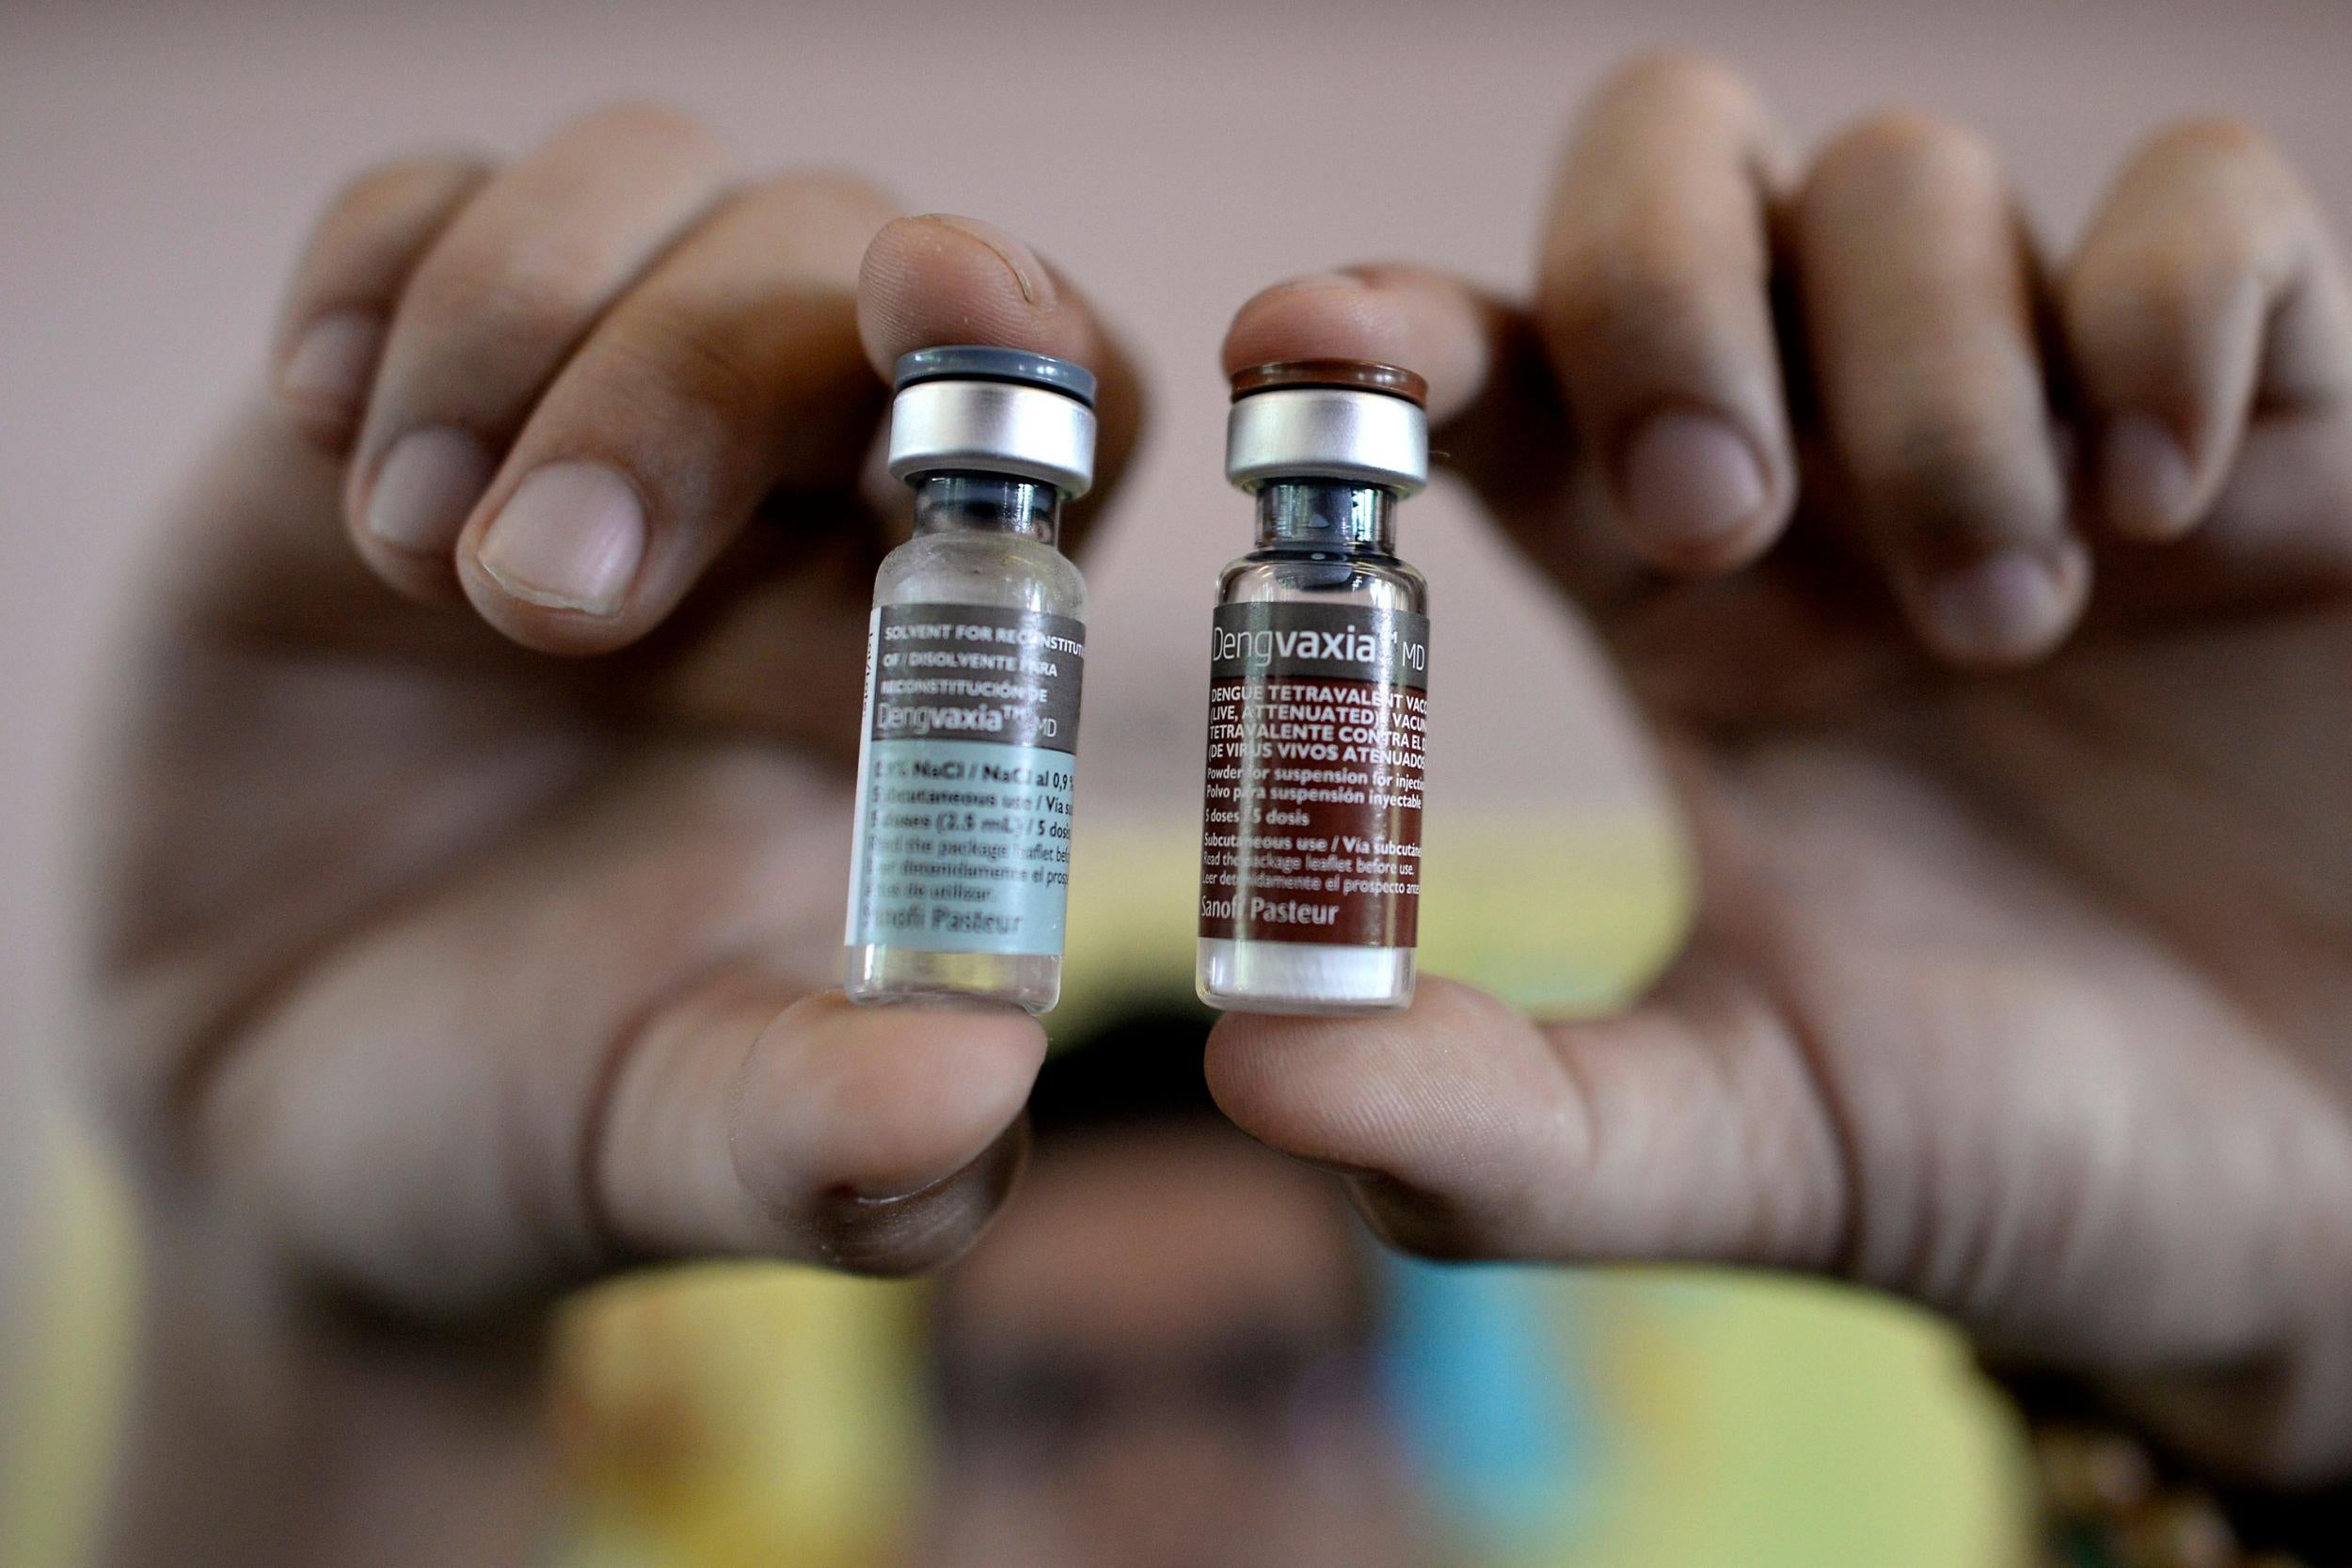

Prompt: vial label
[1199,602,1428,947]
[846,605,1084,956]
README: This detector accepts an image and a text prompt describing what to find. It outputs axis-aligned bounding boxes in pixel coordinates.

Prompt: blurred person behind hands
[915,1010,1445,1568]
[66,40,2352,1568]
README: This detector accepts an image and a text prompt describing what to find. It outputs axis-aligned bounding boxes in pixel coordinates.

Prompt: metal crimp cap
[1225,359,1430,497]
[887,345,1099,499]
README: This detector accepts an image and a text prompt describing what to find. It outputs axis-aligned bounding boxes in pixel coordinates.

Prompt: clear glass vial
[844,347,1095,1014]
[1198,361,1431,1014]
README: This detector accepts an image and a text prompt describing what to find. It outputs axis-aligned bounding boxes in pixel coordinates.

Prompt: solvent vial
[1197,360,1431,1014]
[845,346,1096,1014]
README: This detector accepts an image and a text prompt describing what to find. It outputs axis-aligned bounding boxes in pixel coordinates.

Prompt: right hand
[86,105,1141,1327]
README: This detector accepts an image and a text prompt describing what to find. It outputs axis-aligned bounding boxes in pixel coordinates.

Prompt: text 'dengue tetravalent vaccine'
[1198,360,1430,1014]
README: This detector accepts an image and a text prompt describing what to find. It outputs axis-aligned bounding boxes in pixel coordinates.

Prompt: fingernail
[2100,414,2194,538]
[1920,547,2073,665]
[929,214,1055,309]
[365,427,495,554]
[476,463,646,616]
[842,1167,961,1207]
[1618,410,1771,556]
[279,311,383,420]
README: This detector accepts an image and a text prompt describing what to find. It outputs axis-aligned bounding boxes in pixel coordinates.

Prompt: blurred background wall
[6,0,2350,1562]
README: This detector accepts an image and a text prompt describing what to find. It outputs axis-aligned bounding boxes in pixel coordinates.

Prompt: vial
[1197,360,1431,1014]
[844,346,1095,1014]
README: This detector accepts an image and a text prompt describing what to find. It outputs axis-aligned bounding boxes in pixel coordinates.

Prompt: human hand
[1208,55,2352,1485]
[87,105,1141,1334]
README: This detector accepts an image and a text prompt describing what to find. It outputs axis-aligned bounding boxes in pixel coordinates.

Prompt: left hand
[1207,54,2352,1488]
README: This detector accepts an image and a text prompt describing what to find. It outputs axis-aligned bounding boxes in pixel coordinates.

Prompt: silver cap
[886,346,1098,499]
[1225,362,1429,497]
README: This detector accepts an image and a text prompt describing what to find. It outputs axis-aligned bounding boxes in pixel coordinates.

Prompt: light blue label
[846,737,1075,954]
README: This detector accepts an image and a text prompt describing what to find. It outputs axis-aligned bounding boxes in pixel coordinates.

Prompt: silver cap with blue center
[886,345,1099,499]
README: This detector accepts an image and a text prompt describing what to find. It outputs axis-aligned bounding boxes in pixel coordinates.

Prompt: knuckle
[2065,119,2312,373]
[2069,233,2262,356]
[562,100,725,166]
[403,238,608,349]
[1542,246,1718,364]
[2139,114,2287,182]
[320,152,485,226]
[1543,189,1742,339]
[602,300,774,420]
[1857,410,2058,553]
[1598,47,1757,119]
[1813,110,2006,210]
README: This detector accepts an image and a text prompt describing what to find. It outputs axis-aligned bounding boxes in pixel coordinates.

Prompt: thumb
[596,983,1041,1278]
[858,213,1147,551]
[209,968,1043,1322]
[1203,968,1851,1270]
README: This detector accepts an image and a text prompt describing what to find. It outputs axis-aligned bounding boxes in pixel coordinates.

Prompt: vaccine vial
[1198,360,1430,1014]
[845,346,1095,1014]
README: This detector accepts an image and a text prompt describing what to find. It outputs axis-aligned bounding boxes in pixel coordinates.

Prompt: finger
[600,986,1042,1278]
[1222,263,1502,426]
[452,174,896,654]
[201,753,1047,1318]
[1534,52,1799,571]
[240,978,1043,1312]
[1204,972,1849,1269]
[1220,264,1634,605]
[1796,113,2089,668]
[857,214,1145,550]
[270,154,492,448]
[1206,953,2352,1434]
[347,105,729,603]
[2066,117,2352,541]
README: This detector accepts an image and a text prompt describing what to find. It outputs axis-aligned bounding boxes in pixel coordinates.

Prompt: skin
[917,1128,1433,1568]
[72,55,2352,1563]
[1206,55,2352,1488]
[86,106,1140,1566]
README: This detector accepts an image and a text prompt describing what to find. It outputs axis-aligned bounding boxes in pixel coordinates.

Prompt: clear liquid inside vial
[846,475,1087,1015]
[1198,481,1425,1014]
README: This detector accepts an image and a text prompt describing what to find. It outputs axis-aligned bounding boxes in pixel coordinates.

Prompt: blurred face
[916,1124,1433,1568]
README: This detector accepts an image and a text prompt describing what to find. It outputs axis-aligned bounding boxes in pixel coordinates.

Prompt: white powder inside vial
[1198,938,1414,1014]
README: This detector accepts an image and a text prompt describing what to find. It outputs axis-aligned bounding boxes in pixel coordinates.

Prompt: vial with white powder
[1197,360,1430,1014]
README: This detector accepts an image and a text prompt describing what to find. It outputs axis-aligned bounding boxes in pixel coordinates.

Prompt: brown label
[1199,602,1427,947]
